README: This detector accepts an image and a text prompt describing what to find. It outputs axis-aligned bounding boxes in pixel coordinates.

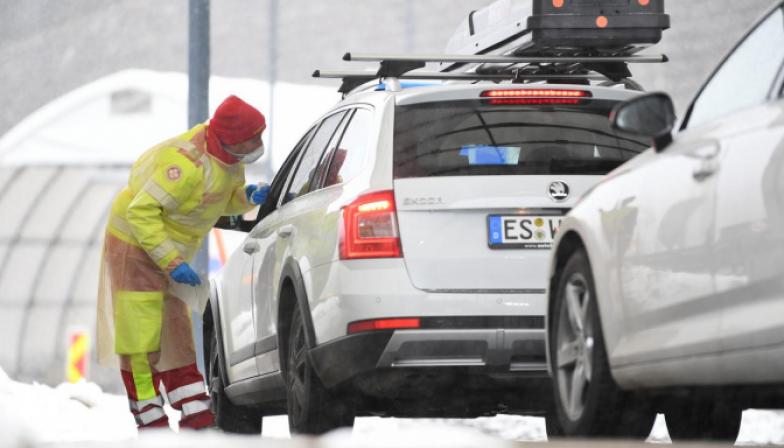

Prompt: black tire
[286,301,354,435]
[665,397,742,442]
[204,306,263,434]
[544,404,564,439]
[548,250,655,438]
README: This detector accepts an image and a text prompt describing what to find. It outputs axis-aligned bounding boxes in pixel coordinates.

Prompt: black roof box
[445,0,669,58]
[527,0,669,51]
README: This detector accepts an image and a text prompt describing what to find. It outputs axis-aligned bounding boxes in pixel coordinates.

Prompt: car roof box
[445,0,669,57]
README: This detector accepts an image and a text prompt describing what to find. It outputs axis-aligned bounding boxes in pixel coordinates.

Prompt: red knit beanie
[210,95,266,145]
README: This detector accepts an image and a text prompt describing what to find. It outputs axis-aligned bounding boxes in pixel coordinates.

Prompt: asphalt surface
[37,437,734,448]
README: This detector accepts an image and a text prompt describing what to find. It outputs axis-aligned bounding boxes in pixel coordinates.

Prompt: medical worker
[96,95,270,430]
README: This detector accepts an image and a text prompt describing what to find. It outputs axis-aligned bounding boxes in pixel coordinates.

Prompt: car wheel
[204,306,263,434]
[549,250,655,438]
[665,397,742,442]
[286,301,355,435]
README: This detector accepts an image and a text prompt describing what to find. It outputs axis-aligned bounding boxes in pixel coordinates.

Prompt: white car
[204,79,650,434]
[546,3,784,442]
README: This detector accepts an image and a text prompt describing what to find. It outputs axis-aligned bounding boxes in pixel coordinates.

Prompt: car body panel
[306,258,547,344]
[214,252,259,382]
[712,101,784,357]
[395,175,599,291]
[547,94,784,390]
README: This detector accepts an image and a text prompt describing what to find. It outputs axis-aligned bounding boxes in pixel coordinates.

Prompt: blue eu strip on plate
[488,216,503,245]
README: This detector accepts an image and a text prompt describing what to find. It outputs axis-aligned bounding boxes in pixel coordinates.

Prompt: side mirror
[214,215,242,230]
[611,92,677,152]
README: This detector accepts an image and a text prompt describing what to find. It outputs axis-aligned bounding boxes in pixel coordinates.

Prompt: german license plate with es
[488,215,562,249]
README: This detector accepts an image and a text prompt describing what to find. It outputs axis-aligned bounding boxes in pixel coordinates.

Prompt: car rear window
[393,99,650,178]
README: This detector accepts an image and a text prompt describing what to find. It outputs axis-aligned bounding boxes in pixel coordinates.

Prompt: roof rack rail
[342,52,668,65]
[312,70,610,94]
[315,51,667,96]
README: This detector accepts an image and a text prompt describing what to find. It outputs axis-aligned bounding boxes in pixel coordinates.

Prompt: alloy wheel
[208,328,221,409]
[287,311,309,425]
[555,272,595,421]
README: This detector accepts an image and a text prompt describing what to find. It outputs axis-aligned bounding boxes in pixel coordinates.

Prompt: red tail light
[340,190,402,260]
[348,318,421,334]
[480,89,592,98]
[486,98,583,105]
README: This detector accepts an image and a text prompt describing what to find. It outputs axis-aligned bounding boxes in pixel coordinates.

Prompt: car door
[237,127,314,376]
[253,110,348,374]
[700,6,784,379]
[616,4,784,369]
[223,130,314,381]
[220,229,261,382]
[613,129,721,367]
[711,102,784,381]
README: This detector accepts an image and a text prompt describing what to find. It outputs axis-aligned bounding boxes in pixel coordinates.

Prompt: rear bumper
[310,327,546,388]
[307,259,548,344]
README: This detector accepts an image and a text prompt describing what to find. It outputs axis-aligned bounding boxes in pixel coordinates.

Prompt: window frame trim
[280,103,376,205]
[308,109,355,193]
[280,110,349,206]
[313,104,376,191]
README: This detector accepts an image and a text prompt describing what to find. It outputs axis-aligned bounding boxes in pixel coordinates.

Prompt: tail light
[340,190,402,260]
[481,89,591,106]
[348,318,421,334]
[485,98,583,105]
[480,89,591,98]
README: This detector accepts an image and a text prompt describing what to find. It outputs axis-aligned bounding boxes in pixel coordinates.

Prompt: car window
[247,126,315,227]
[310,109,353,192]
[283,111,346,203]
[686,7,784,129]
[394,99,649,178]
[317,108,373,189]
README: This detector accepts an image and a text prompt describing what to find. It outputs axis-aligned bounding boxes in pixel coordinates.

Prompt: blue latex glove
[245,183,271,206]
[170,262,201,286]
[245,184,258,201]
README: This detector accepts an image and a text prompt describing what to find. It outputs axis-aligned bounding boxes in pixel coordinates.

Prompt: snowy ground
[2,367,784,448]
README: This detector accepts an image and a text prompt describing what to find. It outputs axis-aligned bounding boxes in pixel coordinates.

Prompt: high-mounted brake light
[481,89,592,98]
[340,190,402,260]
[486,98,583,106]
[348,318,421,334]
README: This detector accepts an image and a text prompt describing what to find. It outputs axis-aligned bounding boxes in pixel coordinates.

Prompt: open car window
[241,126,316,230]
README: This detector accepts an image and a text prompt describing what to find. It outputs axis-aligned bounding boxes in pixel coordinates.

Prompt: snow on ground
[3,366,784,447]
[0,366,136,447]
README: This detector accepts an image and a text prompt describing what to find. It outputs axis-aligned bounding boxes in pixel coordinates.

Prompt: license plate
[487,215,563,249]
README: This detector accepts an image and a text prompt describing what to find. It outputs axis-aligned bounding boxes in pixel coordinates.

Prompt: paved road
[36,436,731,448]
[32,412,775,448]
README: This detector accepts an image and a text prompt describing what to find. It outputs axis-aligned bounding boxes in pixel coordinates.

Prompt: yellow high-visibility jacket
[108,123,255,271]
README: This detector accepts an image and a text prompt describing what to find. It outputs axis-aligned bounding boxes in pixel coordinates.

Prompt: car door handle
[277,225,294,238]
[243,241,260,254]
[694,144,720,160]
[692,144,720,181]
[693,165,718,181]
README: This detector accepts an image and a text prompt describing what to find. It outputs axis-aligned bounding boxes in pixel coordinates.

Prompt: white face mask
[239,143,265,164]
[226,142,265,164]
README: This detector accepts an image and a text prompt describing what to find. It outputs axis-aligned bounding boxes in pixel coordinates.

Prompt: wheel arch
[205,278,230,387]
[277,258,318,378]
[547,225,623,379]
[547,230,589,333]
